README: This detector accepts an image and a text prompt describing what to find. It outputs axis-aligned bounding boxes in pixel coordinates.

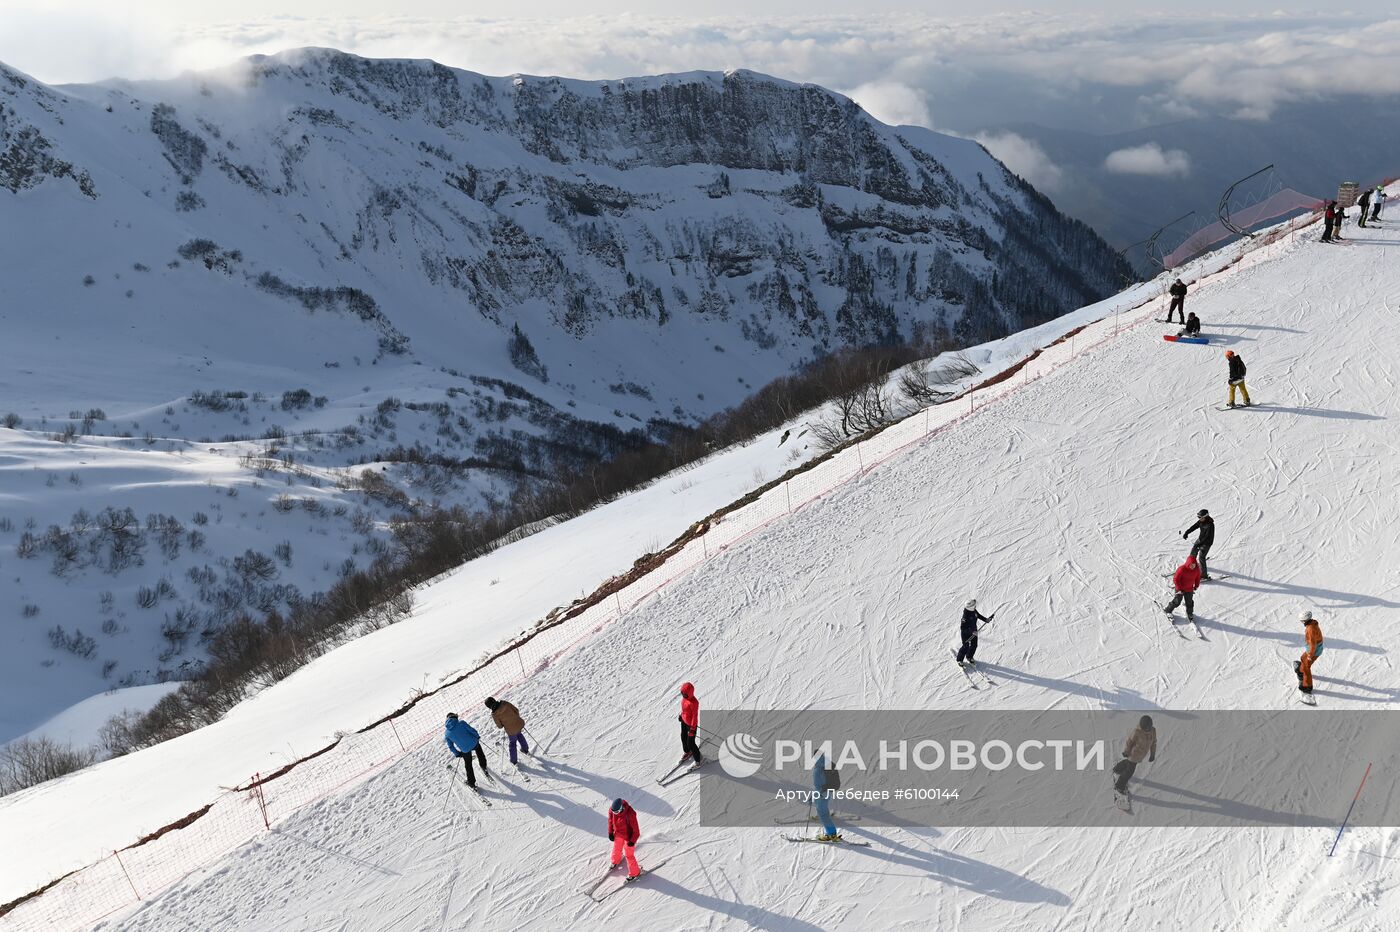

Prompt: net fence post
[253,772,271,830]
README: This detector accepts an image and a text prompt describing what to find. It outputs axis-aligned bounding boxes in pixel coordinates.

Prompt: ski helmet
[1225,350,1234,358]
[1139,715,1153,730]
[966,599,977,610]
[446,711,458,721]
[1301,610,1314,623]
[1197,509,1209,517]
[611,798,625,813]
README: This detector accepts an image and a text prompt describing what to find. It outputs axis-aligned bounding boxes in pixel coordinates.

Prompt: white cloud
[1104,143,1192,177]
[975,132,1065,192]
[4,10,1400,132]
[844,81,932,128]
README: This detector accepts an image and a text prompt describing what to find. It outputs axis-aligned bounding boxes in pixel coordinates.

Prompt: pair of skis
[445,762,496,811]
[774,814,863,825]
[783,834,871,847]
[950,649,995,688]
[1155,600,1205,640]
[583,856,672,902]
[656,740,712,786]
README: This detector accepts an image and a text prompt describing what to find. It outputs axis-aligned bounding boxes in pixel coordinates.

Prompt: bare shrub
[47,625,96,658]
[0,737,97,795]
[234,549,278,581]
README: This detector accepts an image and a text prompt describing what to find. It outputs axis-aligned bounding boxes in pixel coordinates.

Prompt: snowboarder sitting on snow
[1112,715,1157,795]
[1167,278,1188,323]
[679,682,704,766]
[444,712,489,787]
[1162,555,1201,623]
[1225,350,1251,408]
[607,797,642,880]
[1183,509,1215,580]
[484,696,529,765]
[955,599,994,666]
[1177,312,1201,338]
[1295,611,1325,696]
[813,753,841,842]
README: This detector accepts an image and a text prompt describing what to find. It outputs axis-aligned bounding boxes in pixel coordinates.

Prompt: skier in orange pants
[1295,611,1324,695]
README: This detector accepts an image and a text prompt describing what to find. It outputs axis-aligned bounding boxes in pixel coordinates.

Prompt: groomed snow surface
[8,206,1400,930]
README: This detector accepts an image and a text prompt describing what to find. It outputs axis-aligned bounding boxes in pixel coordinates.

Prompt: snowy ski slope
[9,203,1400,930]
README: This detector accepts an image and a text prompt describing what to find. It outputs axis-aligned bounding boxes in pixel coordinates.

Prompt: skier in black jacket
[1358,190,1371,228]
[955,599,994,666]
[1183,509,1216,580]
[1225,350,1251,408]
[1167,279,1187,323]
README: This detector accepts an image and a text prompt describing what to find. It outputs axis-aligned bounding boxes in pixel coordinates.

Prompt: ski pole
[524,726,551,756]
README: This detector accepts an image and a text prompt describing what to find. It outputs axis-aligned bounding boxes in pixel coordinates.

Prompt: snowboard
[1163,335,1209,344]
[1279,652,1318,705]
[1112,791,1133,814]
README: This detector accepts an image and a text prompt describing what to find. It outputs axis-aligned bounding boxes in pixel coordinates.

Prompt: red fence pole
[1328,761,1373,857]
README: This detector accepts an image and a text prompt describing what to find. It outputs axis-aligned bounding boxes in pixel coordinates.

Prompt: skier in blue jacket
[444,712,490,787]
[813,754,839,841]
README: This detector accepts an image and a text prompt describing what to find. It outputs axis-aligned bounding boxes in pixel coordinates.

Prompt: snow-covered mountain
[4,190,1396,931]
[0,49,1128,744]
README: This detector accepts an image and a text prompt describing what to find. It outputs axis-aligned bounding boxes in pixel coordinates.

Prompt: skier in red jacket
[1162,555,1201,623]
[679,682,704,765]
[607,797,641,879]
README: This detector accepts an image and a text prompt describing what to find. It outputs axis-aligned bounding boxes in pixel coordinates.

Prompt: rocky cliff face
[2,50,1127,481]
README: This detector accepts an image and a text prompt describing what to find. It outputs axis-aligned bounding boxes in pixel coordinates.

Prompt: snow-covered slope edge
[0,197,1327,924]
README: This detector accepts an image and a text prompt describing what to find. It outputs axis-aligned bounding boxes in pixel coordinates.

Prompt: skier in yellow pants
[1225,350,1251,408]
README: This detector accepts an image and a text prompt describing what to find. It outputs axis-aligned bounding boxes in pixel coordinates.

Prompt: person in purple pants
[485,696,530,764]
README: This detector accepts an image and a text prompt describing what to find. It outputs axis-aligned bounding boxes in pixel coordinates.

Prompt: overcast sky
[4,3,1399,144]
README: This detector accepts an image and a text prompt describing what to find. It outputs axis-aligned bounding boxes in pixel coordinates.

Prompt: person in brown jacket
[484,696,530,765]
[1112,715,1157,795]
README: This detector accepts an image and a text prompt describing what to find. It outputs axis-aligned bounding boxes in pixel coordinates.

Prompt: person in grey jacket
[1112,715,1157,795]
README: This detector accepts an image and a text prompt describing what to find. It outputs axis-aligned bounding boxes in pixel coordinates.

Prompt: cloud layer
[1104,144,1193,178]
[4,10,1400,136]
